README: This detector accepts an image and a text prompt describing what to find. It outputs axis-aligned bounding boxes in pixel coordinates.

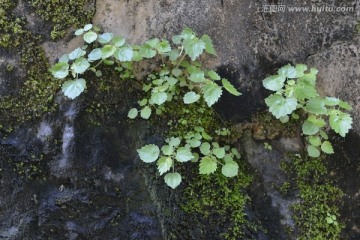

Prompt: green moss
[282,155,344,239]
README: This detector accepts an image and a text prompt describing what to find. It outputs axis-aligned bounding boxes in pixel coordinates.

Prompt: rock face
[0,0,359,239]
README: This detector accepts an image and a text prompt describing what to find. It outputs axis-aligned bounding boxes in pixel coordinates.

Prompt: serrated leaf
[199,157,217,174]
[307,115,326,128]
[71,58,90,74]
[139,44,156,58]
[127,108,138,119]
[295,64,308,78]
[213,147,225,159]
[307,145,320,158]
[339,100,352,110]
[175,147,194,162]
[294,79,318,100]
[114,45,133,61]
[329,112,353,137]
[221,160,239,177]
[305,97,327,114]
[157,40,171,53]
[69,47,86,60]
[183,91,200,104]
[184,38,206,61]
[88,48,102,61]
[157,157,172,175]
[98,32,113,44]
[189,139,201,148]
[75,28,84,36]
[201,34,216,55]
[150,92,167,105]
[321,141,334,154]
[137,144,160,163]
[202,82,223,107]
[200,142,211,155]
[83,24,93,31]
[83,31,97,43]
[325,97,340,106]
[263,75,286,91]
[164,172,182,189]
[101,45,116,59]
[222,78,241,96]
[208,70,220,80]
[308,136,321,146]
[277,64,297,78]
[161,145,174,156]
[265,94,298,119]
[112,36,126,47]
[61,78,86,99]
[140,106,152,119]
[302,120,320,135]
[189,71,205,83]
[50,62,69,79]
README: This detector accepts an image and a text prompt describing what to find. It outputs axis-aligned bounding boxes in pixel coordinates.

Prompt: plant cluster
[50,24,243,188]
[263,64,353,157]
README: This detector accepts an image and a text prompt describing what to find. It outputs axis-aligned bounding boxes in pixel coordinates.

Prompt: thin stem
[175,53,186,69]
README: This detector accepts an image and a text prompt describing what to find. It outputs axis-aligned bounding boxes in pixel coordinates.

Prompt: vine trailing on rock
[50,24,243,188]
[262,64,353,157]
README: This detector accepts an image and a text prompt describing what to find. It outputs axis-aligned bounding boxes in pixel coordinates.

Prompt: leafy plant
[50,24,243,188]
[263,64,353,157]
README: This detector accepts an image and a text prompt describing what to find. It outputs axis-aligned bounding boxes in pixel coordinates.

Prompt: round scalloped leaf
[114,46,133,61]
[302,121,320,135]
[263,75,286,91]
[213,147,225,159]
[140,106,152,119]
[202,82,223,107]
[265,95,298,119]
[175,147,194,162]
[183,91,200,104]
[161,145,174,156]
[74,28,84,36]
[221,160,239,177]
[295,64,308,78]
[277,64,297,78]
[101,45,117,59]
[164,172,182,189]
[69,47,86,60]
[83,24,93,31]
[321,141,334,154]
[307,145,320,158]
[308,136,321,147]
[139,44,156,58]
[157,40,171,53]
[150,92,167,105]
[71,58,90,74]
[137,144,160,163]
[98,32,113,44]
[157,157,172,175]
[305,97,327,114]
[329,112,353,137]
[88,48,102,62]
[61,78,86,99]
[325,97,340,106]
[112,36,126,47]
[127,108,138,119]
[189,71,205,83]
[50,62,69,79]
[168,137,181,147]
[83,31,97,44]
[222,78,241,96]
[199,157,217,174]
[200,142,211,155]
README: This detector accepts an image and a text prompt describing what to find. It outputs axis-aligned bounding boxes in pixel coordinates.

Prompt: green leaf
[151,92,167,105]
[69,47,86,60]
[321,141,334,154]
[140,106,152,119]
[302,120,320,135]
[59,54,69,63]
[325,97,340,106]
[208,70,220,80]
[183,91,200,104]
[172,68,182,77]
[302,67,318,83]
[201,34,216,55]
[199,157,217,174]
[168,49,180,61]
[157,157,172,175]
[294,79,318,100]
[200,142,211,155]
[222,78,241,96]
[157,40,171,53]
[339,100,352,110]
[127,108,138,119]
[101,45,117,59]
[175,147,194,162]
[279,115,289,123]
[309,136,321,146]
[265,94,298,119]
[295,64,308,78]
[71,58,90,74]
[320,130,329,140]
[277,64,297,78]
[83,31,97,43]
[329,112,353,137]
[213,147,225,159]
[98,32,113,44]
[139,44,156,58]
[164,172,182,189]
[221,160,239,177]
[263,75,286,91]
[161,145,174,156]
[307,115,326,128]
[112,36,126,47]
[50,62,69,79]
[61,78,86,99]
[114,45,133,61]
[74,28,84,36]
[202,82,223,107]
[137,144,160,163]
[83,24,93,31]
[305,97,327,114]
[184,38,206,61]
[189,71,205,83]
[88,48,102,61]
[146,38,160,48]
[169,137,181,147]
[307,145,320,158]
[189,139,201,148]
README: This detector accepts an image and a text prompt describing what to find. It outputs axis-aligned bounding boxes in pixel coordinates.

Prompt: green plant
[263,64,353,157]
[50,24,243,188]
